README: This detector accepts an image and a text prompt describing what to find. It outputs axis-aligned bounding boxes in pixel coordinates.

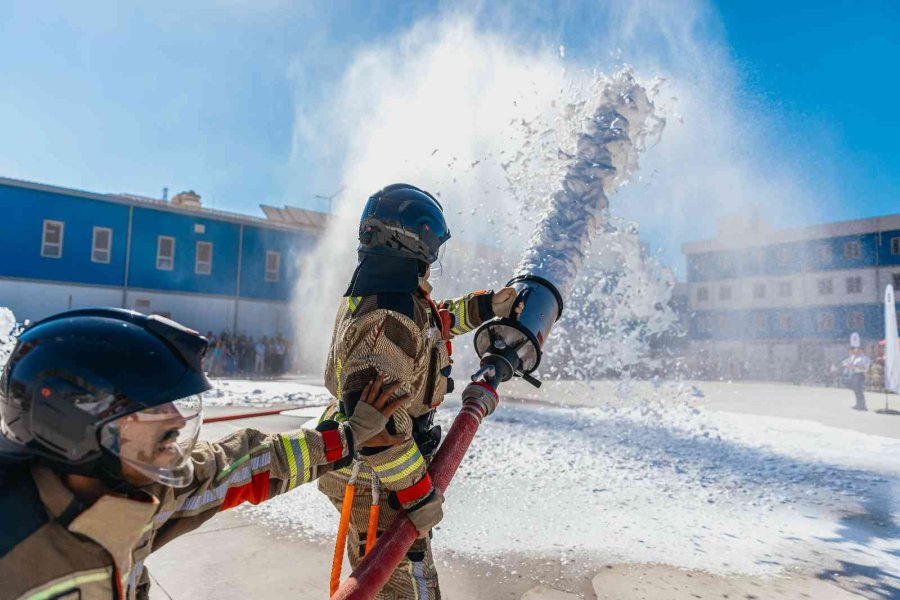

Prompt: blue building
[682,214,900,380]
[0,176,327,338]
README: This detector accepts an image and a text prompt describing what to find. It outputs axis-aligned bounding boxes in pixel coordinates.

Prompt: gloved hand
[406,490,444,538]
[348,374,409,447]
[461,381,500,417]
[491,287,523,319]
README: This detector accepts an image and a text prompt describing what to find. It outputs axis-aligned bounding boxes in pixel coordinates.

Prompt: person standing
[255,336,267,375]
[842,346,871,410]
[316,183,518,599]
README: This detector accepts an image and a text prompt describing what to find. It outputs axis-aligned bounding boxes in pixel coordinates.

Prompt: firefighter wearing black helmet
[0,308,403,600]
[317,184,517,599]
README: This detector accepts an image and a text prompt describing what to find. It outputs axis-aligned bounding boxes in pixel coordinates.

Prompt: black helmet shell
[0,308,211,464]
[358,183,451,264]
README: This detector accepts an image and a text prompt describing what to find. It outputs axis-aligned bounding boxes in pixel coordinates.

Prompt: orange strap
[330,482,356,595]
[365,503,380,554]
[424,295,453,356]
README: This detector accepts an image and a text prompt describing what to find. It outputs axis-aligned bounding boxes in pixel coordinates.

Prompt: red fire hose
[330,400,489,600]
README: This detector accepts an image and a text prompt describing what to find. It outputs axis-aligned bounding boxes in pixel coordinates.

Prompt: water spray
[331,68,664,600]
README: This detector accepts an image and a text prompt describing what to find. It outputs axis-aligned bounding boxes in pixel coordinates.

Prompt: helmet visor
[99,396,202,487]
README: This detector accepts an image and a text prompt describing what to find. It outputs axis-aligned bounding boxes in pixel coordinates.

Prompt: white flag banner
[885,285,900,394]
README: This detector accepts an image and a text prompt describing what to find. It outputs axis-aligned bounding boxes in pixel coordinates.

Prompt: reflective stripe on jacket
[0,422,352,600]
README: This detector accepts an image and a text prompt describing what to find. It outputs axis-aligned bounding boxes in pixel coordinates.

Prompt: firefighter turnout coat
[0,420,357,600]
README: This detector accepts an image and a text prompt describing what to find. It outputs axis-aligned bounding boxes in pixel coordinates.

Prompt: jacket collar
[31,464,158,577]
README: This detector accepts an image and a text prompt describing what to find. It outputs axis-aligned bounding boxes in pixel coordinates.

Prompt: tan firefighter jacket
[0,419,357,600]
[318,281,495,504]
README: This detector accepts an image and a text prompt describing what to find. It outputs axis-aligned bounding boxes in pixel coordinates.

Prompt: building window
[752,283,766,299]
[817,244,833,263]
[696,287,709,302]
[776,246,792,266]
[717,254,732,272]
[891,237,900,256]
[844,240,862,259]
[195,241,213,275]
[91,227,112,264]
[817,313,835,332]
[754,313,767,333]
[846,276,862,294]
[717,315,728,332]
[41,220,64,258]
[777,281,793,298]
[893,273,900,290]
[156,236,175,271]
[265,251,280,282]
[817,278,833,296]
[719,285,732,301]
[778,313,793,331]
[847,311,864,330]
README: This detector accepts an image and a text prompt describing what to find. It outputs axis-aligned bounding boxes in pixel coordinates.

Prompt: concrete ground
[145,382,898,599]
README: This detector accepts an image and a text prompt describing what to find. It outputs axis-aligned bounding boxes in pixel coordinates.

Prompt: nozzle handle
[520,372,542,388]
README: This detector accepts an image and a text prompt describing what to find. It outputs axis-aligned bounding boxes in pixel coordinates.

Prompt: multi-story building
[0,176,327,337]
[682,214,900,381]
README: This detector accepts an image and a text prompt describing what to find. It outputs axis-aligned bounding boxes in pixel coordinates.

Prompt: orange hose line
[330,483,357,596]
[365,504,380,555]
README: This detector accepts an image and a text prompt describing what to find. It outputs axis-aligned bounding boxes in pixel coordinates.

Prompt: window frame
[754,313,767,332]
[843,240,862,259]
[41,219,65,259]
[265,250,281,283]
[818,312,835,332]
[778,312,793,331]
[91,226,113,264]
[891,237,900,256]
[156,236,176,271]
[718,285,732,301]
[846,276,863,294]
[752,282,766,299]
[847,311,865,330]
[195,241,213,275]
[777,281,793,298]
[776,246,792,267]
[816,278,833,296]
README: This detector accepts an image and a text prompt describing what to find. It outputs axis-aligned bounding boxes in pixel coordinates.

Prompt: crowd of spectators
[202,331,292,378]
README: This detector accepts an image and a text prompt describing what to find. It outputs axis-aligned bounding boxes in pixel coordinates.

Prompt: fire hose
[330,395,491,600]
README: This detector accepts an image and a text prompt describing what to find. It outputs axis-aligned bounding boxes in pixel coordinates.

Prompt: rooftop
[0,175,331,235]
[682,211,900,254]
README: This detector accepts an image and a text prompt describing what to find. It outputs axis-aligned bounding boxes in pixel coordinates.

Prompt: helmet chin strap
[40,449,142,496]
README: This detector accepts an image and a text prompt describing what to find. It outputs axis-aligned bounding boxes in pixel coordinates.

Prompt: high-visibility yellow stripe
[347,296,361,312]
[337,466,372,480]
[26,568,112,600]
[379,455,425,484]
[449,297,470,334]
[297,435,312,484]
[373,445,420,473]
[279,434,299,489]
[336,358,343,400]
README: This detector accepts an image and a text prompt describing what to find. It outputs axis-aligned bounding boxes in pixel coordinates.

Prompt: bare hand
[359,373,410,447]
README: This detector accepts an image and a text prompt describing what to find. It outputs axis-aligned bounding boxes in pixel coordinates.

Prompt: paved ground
[144,383,897,599]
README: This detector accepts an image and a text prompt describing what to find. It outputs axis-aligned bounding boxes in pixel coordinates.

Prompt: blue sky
[1,1,897,269]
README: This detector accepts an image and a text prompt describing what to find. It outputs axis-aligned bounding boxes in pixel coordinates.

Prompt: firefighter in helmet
[318,183,515,599]
[0,308,401,600]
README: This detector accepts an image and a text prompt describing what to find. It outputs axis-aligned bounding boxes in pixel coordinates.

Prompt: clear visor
[430,243,448,279]
[99,396,203,487]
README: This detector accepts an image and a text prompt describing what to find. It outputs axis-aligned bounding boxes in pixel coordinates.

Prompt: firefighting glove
[347,401,389,448]
[461,381,500,417]
[491,287,519,319]
[406,490,445,538]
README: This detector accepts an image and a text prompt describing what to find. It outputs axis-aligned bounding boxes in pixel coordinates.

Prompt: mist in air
[289,1,819,378]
